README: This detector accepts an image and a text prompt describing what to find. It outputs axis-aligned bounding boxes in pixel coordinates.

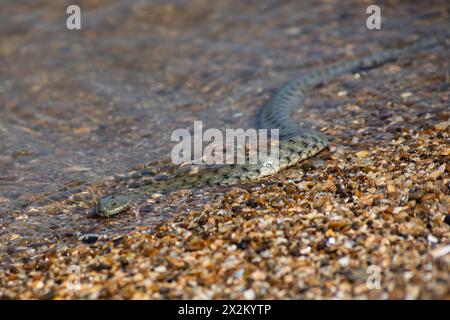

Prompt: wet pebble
[78,233,99,244]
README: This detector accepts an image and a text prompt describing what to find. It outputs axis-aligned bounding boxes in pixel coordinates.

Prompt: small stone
[285,27,301,36]
[430,245,450,259]
[387,184,396,193]
[261,250,272,258]
[444,215,450,226]
[393,207,406,214]
[250,270,266,281]
[300,246,311,255]
[427,234,438,244]
[400,92,413,99]
[128,182,143,189]
[434,121,450,131]
[356,150,369,158]
[154,266,167,273]
[325,229,335,237]
[428,164,446,180]
[233,269,244,279]
[338,256,350,267]
[9,234,21,241]
[79,233,99,244]
[243,289,256,300]
[130,171,143,179]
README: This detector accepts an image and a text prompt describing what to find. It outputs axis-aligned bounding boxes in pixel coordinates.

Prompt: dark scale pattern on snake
[94,34,447,217]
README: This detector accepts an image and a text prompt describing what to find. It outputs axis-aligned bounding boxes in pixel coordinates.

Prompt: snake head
[95,195,131,218]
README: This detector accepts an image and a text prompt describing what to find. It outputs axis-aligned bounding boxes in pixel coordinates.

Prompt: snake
[94,33,447,218]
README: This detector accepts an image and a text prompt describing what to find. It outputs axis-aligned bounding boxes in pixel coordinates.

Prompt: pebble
[78,233,99,244]
[444,215,450,226]
[427,234,438,244]
[400,92,413,99]
[338,256,350,267]
[243,289,256,300]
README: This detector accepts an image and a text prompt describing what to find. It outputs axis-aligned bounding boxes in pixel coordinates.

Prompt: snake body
[96,34,445,217]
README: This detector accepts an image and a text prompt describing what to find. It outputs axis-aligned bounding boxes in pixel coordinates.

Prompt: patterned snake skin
[96,34,446,217]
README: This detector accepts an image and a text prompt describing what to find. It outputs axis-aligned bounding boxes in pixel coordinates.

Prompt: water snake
[95,34,447,218]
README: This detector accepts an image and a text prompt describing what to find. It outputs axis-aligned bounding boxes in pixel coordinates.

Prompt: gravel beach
[0,0,448,299]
